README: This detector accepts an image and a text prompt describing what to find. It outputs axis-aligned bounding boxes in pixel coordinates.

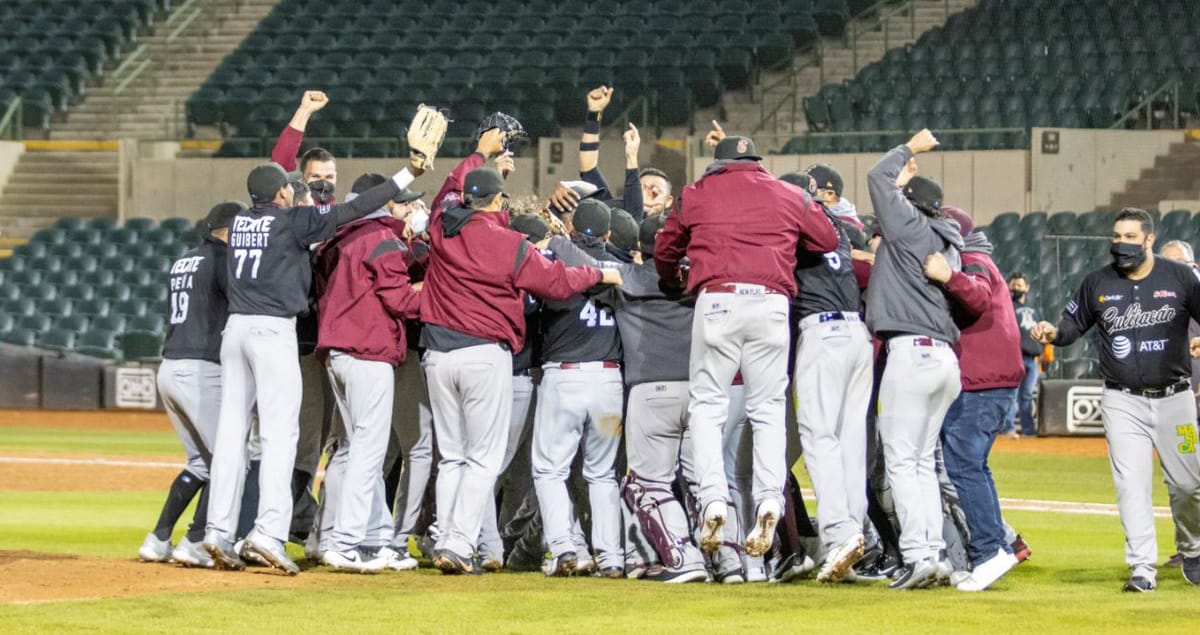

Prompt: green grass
[0,427,1193,633]
[0,426,181,456]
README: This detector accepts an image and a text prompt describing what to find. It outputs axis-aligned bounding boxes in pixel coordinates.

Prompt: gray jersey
[594,260,693,385]
[794,210,861,318]
[164,238,228,363]
[540,236,628,363]
[863,146,964,342]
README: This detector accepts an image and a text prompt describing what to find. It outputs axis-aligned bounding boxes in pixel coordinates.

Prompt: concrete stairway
[1108,140,1200,211]
[50,0,280,140]
[711,0,978,147]
[0,149,120,237]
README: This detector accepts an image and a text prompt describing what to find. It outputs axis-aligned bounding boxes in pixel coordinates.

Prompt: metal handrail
[1110,80,1181,130]
[848,0,953,74]
[614,93,655,137]
[698,126,1030,157]
[109,44,149,83]
[167,7,203,43]
[0,97,23,140]
[164,0,201,27]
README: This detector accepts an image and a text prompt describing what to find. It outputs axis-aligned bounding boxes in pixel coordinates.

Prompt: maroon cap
[942,205,973,236]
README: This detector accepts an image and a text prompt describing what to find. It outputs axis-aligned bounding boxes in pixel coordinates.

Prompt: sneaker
[323,548,386,574]
[1182,556,1200,584]
[171,538,214,569]
[643,565,708,584]
[481,555,504,573]
[433,549,480,576]
[699,501,727,554]
[714,568,746,584]
[237,539,269,567]
[956,548,1018,592]
[817,533,865,583]
[949,570,971,587]
[1164,552,1184,568]
[769,552,817,584]
[1011,534,1032,564]
[574,555,597,577]
[1122,576,1156,592]
[935,554,955,586]
[542,551,578,577]
[597,566,624,579]
[745,500,781,558]
[745,563,768,583]
[377,546,419,571]
[243,530,301,576]
[626,562,650,579]
[888,558,938,590]
[202,530,245,571]
[138,533,172,563]
[1001,430,1020,440]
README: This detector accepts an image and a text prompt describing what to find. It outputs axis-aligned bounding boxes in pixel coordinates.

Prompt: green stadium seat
[1046,212,1077,234]
[0,313,14,332]
[100,256,135,273]
[112,299,147,317]
[0,328,36,346]
[36,329,76,353]
[14,242,47,259]
[159,218,193,234]
[38,298,72,317]
[10,270,42,286]
[73,299,111,318]
[54,315,89,332]
[128,314,165,334]
[74,330,122,360]
[91,314,128,333]
[134,285,164,303]
[121,331,163,361]
[53,218,87,232]
[17,314,51,332]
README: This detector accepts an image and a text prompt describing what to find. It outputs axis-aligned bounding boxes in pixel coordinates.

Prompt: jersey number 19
[169,291,189,325]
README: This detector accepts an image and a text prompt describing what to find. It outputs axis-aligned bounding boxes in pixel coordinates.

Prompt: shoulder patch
[368,239,408,262]
[963,263,987,276]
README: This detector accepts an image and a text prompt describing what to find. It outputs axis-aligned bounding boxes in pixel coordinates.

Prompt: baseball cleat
[243,530,300,576]
[1164,552,1184,568]
[769,552,817,584]
[376,546,419,572]
[481,555,504,573]
[573,555,597,577]
[203,530,245,571]
[1182,556,1200,584]
[433,549,480,576]
[745,562,768,583]
[236,539,269,567]
[542,551,577,577]
[888,558,938,590]
[171,538,214,569]
[956,548,1018,592]
[597,566,624,579]
[950,570,971,587]
[1122,576,1156,592]
[934,553,955,586]
[744,500,781,558]
[644,565,708,584]
[699,501,727,554]
[138,533,173,563]
[625,561,650,579]
[323,549,386,574]
[817,533,866,583]
[1011,534,1032,564]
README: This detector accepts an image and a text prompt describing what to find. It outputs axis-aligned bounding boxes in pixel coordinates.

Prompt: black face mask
[1110,241,1146,271]
[309,179,335,205]
[1010,291,1025,303]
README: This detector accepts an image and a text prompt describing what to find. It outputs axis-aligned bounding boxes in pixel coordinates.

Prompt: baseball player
[311,177,424,573]
[419,166,619,574]
[533,198,629,578]
[864,130,966,590]
[203,107,446,574]
[787,171,873,583]
[655,135,836,562]
[1031,208,1200,592]
[577,86,645,218]
[923,207,1024,591]
[806,163,863,229]
[137,201,241,568]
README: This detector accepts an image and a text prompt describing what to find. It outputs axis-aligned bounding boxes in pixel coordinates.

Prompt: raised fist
[300,91,328,113]
[905,128,939,155]
[587,86,614,113]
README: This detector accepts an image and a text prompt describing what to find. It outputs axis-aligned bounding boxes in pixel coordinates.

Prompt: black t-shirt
[512,294,541,373]
[1055,256,1200,390]
[163,238,228,363]
[539,242,622,364]
[227,203,340,317]
[793,212,861,318]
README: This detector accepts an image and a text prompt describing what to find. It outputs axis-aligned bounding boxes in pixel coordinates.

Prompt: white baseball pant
[158,358,221,480]
[478,373,535,559]
[391,357,434,549]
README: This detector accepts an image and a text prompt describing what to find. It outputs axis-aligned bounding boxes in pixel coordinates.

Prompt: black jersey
[512,293,542,374]
[1055,256,1200,390]
[794,211,861,319]
[163,237,228,363]
[540,237,623,364]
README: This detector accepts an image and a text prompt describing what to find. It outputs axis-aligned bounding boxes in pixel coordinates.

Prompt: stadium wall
[0,141,24,201]
[1030,128,1183,213]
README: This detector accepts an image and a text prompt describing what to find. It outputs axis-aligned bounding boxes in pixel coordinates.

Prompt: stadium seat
[54,315,89,333]
[0,328,36,346]
[121,331,163,361]
[91,315,128,333]
[36,329,76,353]
[74,330,122,360]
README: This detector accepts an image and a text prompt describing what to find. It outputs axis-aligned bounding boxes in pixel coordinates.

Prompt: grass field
[0,415,1194,634]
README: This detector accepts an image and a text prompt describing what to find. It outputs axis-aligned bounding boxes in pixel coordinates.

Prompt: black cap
[510,214,550,242]
[247,163,291,203]
[351,173,387,194]
[609,208,638,251]
[903,176,944,213]
[393,188,424,203]
[805,164,843,196]
[205,201,246,231]
[779,172,816,194]
[463,167,506,202]
[573,198,612,237]
[639,214,667,255]
[713,136,762,161]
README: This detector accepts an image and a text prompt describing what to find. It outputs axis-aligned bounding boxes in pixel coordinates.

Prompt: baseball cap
[393,188,424,203]
[247,163,292,203]
[942,205,973,236]
[779,172,816,194]
[639,214,667,255]
[805,164,843,196]
[903,176,944,213]
[463,167,506,202]
[510,213,550,242]
[713,136,762,161]
[351,172,387,194]
[573,198,612,237]
[204,201,246,231]
[609,208,638,251]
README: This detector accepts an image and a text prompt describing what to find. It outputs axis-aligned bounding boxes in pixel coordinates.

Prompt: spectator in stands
[271,91,338,204]
[1005,272,1041,438]
[806,164,862,229]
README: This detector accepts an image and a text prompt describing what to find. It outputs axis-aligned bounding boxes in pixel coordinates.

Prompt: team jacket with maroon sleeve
[939,231,1025,391]
[419,204,603,353]
[313,213,421,366]
[271,125,304,172]
[654,160,837,296]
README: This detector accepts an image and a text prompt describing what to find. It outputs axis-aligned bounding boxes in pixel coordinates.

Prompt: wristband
[583,110,602,134]
[579,141,600,151]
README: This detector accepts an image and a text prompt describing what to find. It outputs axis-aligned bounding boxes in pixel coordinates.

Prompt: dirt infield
[0,409,171,433]
[0,453,181,492]
[0,551,310,604]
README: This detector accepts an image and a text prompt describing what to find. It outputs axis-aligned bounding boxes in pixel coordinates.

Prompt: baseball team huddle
[135,87,1200,594]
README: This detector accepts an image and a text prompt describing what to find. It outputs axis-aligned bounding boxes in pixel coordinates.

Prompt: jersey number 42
[579,301,614,327]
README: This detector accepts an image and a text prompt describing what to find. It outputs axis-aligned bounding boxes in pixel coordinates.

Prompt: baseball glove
[538,204,570,237]
[407,104,449,171]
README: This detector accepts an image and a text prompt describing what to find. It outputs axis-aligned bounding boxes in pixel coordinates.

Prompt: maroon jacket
[271,125,304,172]
[655,161,838,295]
[313,214,421,366]
[941,234,1025,391]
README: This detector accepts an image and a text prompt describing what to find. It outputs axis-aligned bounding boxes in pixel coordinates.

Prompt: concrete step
[7,173,119,185]
[3,183,118,196]
[0,204,116,216]
[0,193,118,206]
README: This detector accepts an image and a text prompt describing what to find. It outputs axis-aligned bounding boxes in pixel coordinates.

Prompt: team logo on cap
[737,139,748,154]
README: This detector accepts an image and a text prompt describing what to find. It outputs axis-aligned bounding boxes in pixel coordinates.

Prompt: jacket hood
[963,231,993,254]
[828,197,858,219]
[928,214,965,250]
[442,205,476,238]
[703,158,763,177]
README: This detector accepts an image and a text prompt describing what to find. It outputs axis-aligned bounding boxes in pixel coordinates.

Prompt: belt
[1104,380,1190,399]
[799,311,862,329]
[702,282,785,296]
[887,335,951,351]
[551,361,620,370]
